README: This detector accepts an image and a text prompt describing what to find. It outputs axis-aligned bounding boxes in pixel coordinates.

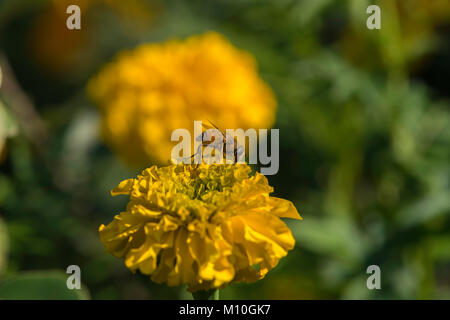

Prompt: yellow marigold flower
[99,164,301,292]
[88,32,277,167]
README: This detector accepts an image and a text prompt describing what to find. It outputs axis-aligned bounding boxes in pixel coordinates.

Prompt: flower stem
[192,289,219,300]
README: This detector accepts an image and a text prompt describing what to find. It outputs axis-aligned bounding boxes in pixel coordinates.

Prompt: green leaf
[0,271,90,300]
[0,218,8,275]
[0,97,18,154]
[395,192,450,228]
[291,216,368,265]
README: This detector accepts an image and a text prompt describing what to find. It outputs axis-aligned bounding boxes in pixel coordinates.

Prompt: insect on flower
[190,120,244,164]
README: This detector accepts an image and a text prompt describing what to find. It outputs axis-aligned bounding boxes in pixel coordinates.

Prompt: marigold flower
[99,163,301,292]
[88,32,277,167]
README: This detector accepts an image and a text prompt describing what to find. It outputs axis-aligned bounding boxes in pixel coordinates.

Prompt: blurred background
[0,0,449,299]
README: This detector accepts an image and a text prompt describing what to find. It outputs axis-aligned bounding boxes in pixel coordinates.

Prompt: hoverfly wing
[198,121,223,143]
[206,120,228,138]
[236,145,244,156]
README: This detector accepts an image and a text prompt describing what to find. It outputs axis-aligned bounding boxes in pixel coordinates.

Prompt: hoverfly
[190,120,244,164]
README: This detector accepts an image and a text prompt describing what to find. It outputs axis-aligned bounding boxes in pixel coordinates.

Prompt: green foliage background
[0,0,449,299]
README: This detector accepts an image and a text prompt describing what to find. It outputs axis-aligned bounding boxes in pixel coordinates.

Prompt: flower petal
[267,197,302,220]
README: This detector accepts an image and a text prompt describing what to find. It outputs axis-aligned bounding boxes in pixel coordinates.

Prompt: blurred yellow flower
[99,163,301,292]
[88,32,277,167]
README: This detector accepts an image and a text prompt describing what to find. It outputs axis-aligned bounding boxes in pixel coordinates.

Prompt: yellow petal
[125,238,159,274]
[111,178,134,196]
[267,197,302,220]
[98,211,145,258]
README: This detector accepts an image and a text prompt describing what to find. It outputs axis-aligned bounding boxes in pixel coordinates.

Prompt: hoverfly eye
[203,130,214,142]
